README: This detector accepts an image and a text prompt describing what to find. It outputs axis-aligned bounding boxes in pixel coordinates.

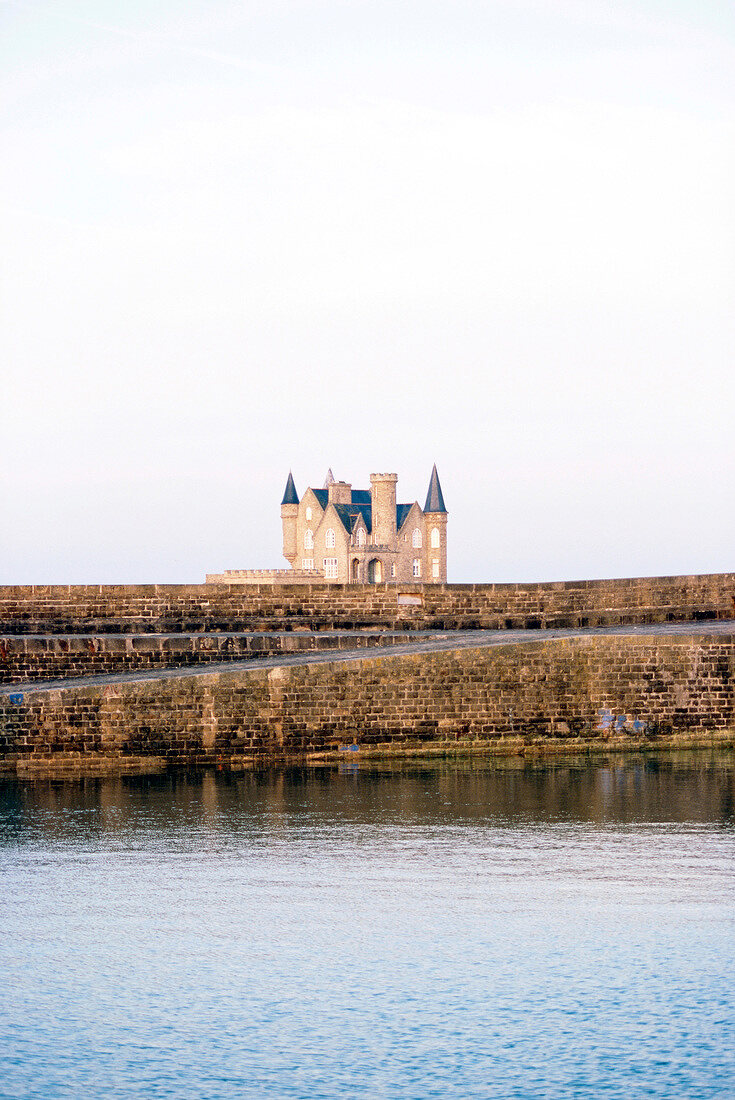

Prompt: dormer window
[412,528,422,549]
[325,528,336,548]
[304,529,314,550]
[356,528,366,547]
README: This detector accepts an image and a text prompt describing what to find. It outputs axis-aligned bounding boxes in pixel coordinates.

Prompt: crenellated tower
[370,473,398,548]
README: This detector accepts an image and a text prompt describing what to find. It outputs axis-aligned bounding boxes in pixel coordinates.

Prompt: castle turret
[370,473,398,548]
[281,471,299,566]
[423,464,448,583]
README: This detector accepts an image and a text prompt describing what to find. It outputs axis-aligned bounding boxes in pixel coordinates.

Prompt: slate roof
[322,503,369,534]
[331,504,354,532]
[302,484,426,534]
[350,504,373,532]
[281,472,299,506]
[424,464,447,513]
[396,503,413,530]
[331,501,417,536]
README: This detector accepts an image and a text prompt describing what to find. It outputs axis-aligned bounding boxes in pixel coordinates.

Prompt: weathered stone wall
[0,631,424,685]
[2,635,732,774]
[206,569,320,584]
[1,573,733,635]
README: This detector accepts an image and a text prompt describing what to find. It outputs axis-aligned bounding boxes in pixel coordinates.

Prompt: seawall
[2,632,732,775]
[0,630,428,685]
[1,573,733,634]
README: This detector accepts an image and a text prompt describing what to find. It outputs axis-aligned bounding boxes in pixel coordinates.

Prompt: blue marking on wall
[598,708,647,733]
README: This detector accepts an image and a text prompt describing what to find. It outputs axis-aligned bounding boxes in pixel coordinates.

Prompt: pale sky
[1,0,733,584]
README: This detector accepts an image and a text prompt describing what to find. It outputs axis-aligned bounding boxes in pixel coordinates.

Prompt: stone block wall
[2,634,732,774]
[0,631,424,685]
[205,569,320,584]
[0,574,733,635]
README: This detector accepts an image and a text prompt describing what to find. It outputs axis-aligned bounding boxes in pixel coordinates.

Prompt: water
[1,754,733,1099]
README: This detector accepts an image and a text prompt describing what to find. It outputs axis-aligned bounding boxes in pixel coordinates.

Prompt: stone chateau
[207,466,448,585]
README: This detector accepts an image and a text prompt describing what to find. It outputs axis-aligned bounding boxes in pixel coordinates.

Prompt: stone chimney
[328,481,352,506]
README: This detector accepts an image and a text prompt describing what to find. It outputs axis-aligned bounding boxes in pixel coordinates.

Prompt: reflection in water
[2,753,733,845]
[1,753,733,1100]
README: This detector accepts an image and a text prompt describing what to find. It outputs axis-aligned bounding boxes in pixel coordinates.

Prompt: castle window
[412,558,421,578]
[324,557,338,579]
[391,562,396,578]
[356,528,366,547]
[302,558,314,570]
[431,527,440,548]
[304,529,314,550]
[412,528,422,549]
[326,528,336,548]
[432,560,439,578]
[306,506,312,521]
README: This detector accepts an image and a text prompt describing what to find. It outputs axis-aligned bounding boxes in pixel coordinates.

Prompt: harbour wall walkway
[0,630,431,685]
[1,573,733,634]
[1,623,733,775]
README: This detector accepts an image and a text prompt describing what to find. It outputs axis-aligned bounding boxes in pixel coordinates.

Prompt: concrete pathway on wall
[2,620,734,697]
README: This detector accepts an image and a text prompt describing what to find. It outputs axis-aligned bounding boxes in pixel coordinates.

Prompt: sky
[1,0,733,584]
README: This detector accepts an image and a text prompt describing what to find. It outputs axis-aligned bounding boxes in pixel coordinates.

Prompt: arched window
[412,528,422,548]
[305,506,312,521]
[325,528,336,548]
[356,528,366,547]
[412,558,421,578]
[431,527,440,548]
[304,529,314,550]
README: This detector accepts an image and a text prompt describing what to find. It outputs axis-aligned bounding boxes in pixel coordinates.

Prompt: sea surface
[1,754,733,1099]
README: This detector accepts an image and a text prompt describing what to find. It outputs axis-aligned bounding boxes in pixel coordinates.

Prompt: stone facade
[277,466,449,584]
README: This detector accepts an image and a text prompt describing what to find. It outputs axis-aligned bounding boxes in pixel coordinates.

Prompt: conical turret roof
[281,471,299,505]
[423,464,446,513]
